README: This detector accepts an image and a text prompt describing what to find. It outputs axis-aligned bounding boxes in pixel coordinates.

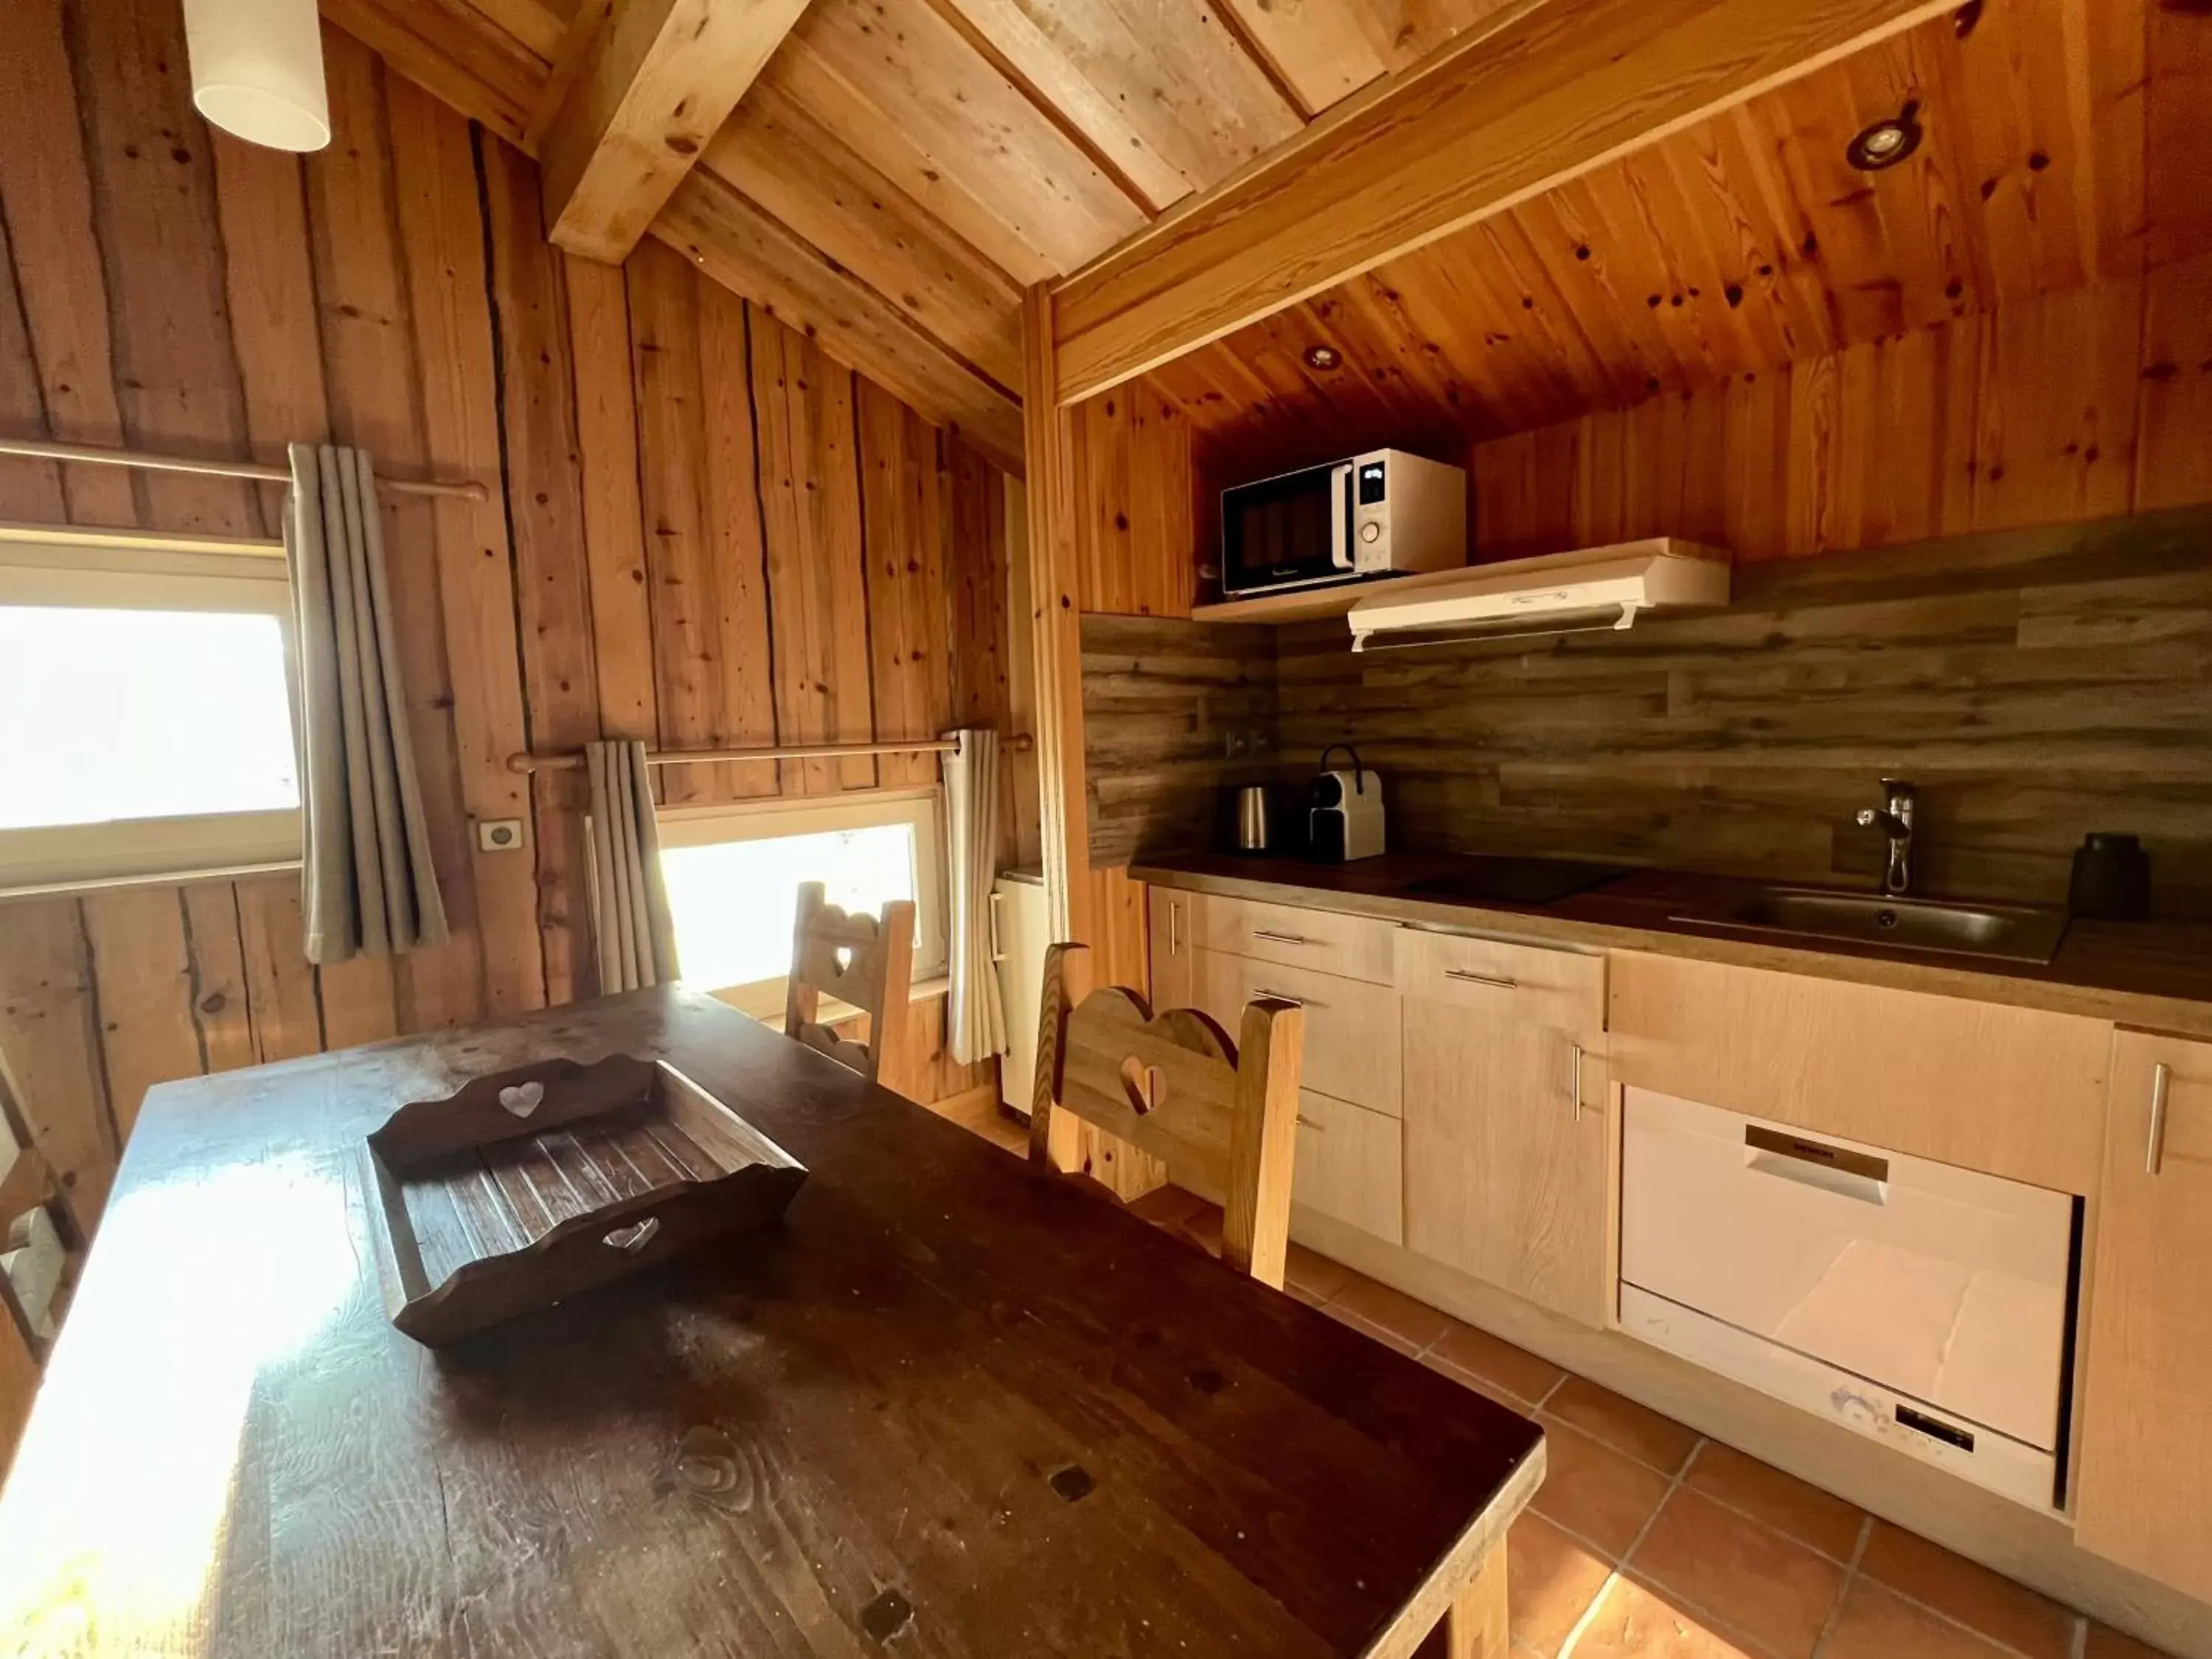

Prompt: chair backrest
[784,881,917,1087]
[0,1045,83,1365]
[1029,942,1304,1288]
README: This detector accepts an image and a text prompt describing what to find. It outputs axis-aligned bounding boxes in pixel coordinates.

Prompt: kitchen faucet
[1856,779,1916,897]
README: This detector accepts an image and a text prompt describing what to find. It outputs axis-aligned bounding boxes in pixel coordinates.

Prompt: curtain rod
[507,734,1034,775]
[0,437,490,503]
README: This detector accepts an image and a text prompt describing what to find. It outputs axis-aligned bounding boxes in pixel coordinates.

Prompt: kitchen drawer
[1180,893,1397,987]
[1395,927,1604,1037]
[1293,1091,1403,1245]
[1188,947,1402,1118]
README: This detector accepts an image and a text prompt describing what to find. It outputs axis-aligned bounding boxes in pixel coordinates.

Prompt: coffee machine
[1308,745,1385,862]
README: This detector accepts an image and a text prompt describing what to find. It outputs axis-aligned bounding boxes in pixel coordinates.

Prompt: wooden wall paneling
[1968,277,2143,532]
[0,0,140,529]
[78,888,204,1145]
[1002,476,1044,869]
[1209,0,1525,120]
[389,79,549,1020]
[234,877,326,1064]
[68,0,263,539]
[0,216,67,525]
[651,171,1026,474]
[702,84,1025,391]
[855,383,945,790]
[482,140,603,1006]
[178,883,260,1077]
[2143,0,2212,273]
[209,137,334,471]
[945,437,1016,830]
[563,254,660,742]
[2135,253,2212,510]
[0,901,117,1228]
[307,34,486,1032]
[751,311,876,796]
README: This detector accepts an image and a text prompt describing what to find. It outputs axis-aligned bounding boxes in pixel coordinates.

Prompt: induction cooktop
[1403,857,1634,907]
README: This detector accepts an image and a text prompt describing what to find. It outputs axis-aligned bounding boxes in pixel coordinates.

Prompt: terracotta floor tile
[1323,1305,1422,1357]
[1858,1523,2075,1659]
[1283,1242,1353,1303]
[1627,1489,1845,1659]
[1425,1318,1565,1408]
[1679,1441,1864,1563]
[1820,1579,2020,1659]
[1419,1349,1534,1413]
[1507,1514,1613,1657]
[1327,1273,1453,1352]
[1545,1376,1701,1475]
[1169,1200,1225,1258]
[2087,1623,2180,1658]
[1528,1416,1672,1557]
[1570,1574,1764,1658]
[1125,1183,1206,1230]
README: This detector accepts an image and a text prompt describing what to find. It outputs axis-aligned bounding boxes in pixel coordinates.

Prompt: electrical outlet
[477,817,526,853]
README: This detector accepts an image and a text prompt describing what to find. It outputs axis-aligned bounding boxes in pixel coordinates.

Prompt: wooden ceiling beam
[653,171,1026,474]
[1048,0,1959,406]
[541,0,812,263]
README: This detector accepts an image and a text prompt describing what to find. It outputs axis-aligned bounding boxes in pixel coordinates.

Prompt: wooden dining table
[0,985,1543,1657]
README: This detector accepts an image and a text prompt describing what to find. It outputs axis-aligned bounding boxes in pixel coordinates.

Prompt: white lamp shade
[182,0,331,153]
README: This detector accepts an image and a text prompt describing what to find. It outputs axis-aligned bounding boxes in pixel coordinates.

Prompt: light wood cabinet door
[1184,893,1398,986]
[1148,886,1194,1010]
[1188,947,1403,1118]
[1400,934,1610,1328]
[2076,1029,2212,1602]
[1292,1091,1404,1245]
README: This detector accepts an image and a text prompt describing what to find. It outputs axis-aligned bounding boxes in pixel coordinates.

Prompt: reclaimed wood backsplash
[1086,508,2212,917]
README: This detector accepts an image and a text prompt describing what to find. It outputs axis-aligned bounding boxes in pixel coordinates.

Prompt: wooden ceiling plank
[524,0,613,152]
[319,0,546,145]
[653,170,1025,473]
[787,0,1147,278]
[702,82,1024,389]
[1048,0,1961,404]
[541,0,813,263]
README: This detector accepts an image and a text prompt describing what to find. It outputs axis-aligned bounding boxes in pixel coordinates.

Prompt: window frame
[0,527,304,894]
[653,785,948,1017]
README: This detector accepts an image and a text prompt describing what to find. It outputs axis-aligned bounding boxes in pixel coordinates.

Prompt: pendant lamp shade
[182,0,332,153]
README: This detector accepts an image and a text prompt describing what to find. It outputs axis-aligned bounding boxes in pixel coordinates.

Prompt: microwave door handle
[1330,464,1355,570]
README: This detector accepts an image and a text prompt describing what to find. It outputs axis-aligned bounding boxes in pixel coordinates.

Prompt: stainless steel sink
[1672,887,2070,965]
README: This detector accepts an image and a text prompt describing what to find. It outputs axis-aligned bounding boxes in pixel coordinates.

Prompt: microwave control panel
[1351,450,1467,576]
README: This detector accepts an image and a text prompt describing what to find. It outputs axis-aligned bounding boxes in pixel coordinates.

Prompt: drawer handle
[1254,987,1310,1008]
[1296,1114,1325,1133]
[1444,967,1517,991]
[1168,900,1180,956]
[1569,1042,1585,1123]
[1253,929,1317,946]
[1745,1126,1888,1204]
[2146,1061,2172,1176]
[989,890,1005,963]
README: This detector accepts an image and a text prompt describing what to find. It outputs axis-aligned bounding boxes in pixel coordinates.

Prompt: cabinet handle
[989,891,1005,964]
[1254,987,1309,1008]
[2146,1061,2172,1176]
[1253,928,1317,946]
[1444,967,1518,991]
[1168,900,1180,956]
[1570,1042,1585,1123]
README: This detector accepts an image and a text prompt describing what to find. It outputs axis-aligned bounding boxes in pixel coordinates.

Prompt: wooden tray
[364,1054,806,1346]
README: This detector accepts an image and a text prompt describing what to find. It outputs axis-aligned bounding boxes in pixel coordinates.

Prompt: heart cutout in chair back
[832,944,857,976]
[1119,1054,1164,1116]
[498,1080,546,1118]
[603,1217,660,1253]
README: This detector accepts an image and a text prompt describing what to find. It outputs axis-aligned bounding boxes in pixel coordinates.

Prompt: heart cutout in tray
[498,1080,546,1117]
[603,1217,660,1253]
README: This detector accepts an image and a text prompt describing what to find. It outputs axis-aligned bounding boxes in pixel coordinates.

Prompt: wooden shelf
[1190,539,1729,625]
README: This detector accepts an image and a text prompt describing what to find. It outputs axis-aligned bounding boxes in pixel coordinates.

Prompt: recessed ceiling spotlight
[1846,101,1924,172]
[1303,344,1341,371]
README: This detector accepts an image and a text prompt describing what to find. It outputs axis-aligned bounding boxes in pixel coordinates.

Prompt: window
[0,530,300,892]
[653,788,946,1018]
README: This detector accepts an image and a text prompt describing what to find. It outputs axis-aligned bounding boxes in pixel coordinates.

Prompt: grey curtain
[285,443,448,964]
[585,740,679,992]
[942,728,1006,1065]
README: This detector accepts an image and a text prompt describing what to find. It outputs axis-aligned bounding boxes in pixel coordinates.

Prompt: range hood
[1346,538,1730,652]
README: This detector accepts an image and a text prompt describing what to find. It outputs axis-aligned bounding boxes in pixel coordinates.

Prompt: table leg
[1444,1543,1508,1658]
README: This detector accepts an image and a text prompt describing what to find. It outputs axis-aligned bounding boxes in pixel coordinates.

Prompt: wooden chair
[1029,942,1304,1288]
[783,881,917,1088]
[0,1045,84,1460]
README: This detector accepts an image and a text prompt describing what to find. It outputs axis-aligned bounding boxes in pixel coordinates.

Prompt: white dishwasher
[1618,1087,2081,1511]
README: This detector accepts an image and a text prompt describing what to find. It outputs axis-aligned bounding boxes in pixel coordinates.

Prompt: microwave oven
[1220,448,1466,599]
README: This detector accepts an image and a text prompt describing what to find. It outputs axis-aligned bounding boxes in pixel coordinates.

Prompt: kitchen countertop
[1130,850,2212,1040]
